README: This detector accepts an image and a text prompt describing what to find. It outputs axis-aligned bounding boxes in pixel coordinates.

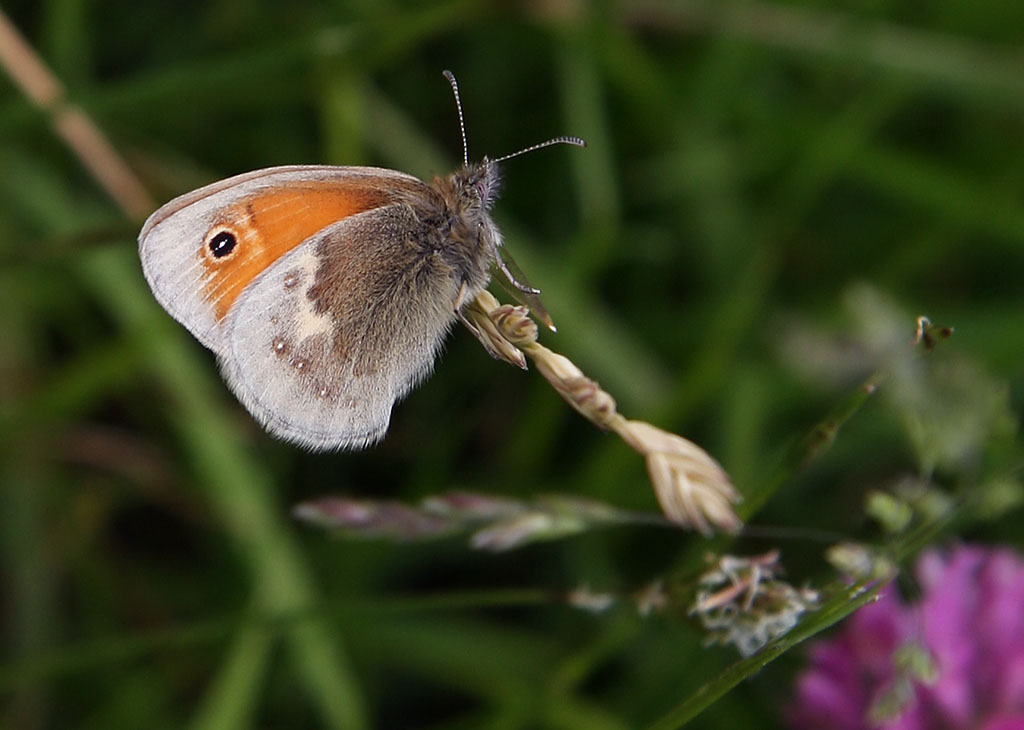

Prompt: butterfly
[139,71,583,450]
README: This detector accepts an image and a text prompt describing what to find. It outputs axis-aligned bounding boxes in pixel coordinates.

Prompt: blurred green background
[1,1,1022,728]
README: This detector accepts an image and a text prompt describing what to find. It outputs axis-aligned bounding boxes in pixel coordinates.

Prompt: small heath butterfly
[139,71,584,450]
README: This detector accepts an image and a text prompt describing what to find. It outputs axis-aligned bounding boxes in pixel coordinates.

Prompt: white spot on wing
[289,249,333,341]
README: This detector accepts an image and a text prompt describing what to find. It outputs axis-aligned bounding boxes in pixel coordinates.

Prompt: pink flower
[788,545,1024,730]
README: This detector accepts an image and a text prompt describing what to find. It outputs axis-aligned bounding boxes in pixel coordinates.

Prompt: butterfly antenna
[493,135,587,164]
[443,70,470,167]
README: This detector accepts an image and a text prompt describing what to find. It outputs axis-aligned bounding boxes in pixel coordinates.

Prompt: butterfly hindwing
[219,202,461,450]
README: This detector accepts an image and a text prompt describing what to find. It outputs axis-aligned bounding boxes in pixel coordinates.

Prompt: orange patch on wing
[201,184,389,321]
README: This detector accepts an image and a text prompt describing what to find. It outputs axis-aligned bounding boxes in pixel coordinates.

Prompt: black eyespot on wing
[208,230,237,258]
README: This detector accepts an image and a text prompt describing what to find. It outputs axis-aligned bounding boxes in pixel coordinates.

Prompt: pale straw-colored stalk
[0,10,154,220]
[464,291,742,535]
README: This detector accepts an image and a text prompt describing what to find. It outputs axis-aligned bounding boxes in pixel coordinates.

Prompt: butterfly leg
[455,283,527,370]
